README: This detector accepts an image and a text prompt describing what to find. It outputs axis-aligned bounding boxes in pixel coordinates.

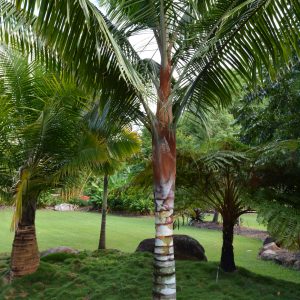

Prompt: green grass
[204,213,266,230]
[0,209,299,286]
[0,251,299,300]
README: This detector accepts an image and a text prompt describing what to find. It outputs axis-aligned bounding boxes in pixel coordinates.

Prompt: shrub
[68,198,90,207]
[108,187,153,214]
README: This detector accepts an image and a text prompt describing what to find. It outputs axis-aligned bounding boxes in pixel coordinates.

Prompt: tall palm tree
[1,1,300,298]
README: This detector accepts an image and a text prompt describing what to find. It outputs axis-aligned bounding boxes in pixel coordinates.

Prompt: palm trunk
[99,174,109,250]
[11,192,40,277]
[152,8,176,296]
[220,218,236,272]
[212,211,219,223]
[152,115,177,300]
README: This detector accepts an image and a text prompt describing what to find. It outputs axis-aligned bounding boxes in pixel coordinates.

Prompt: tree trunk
[220,218,236,272]
[152,15,176,296]
[99,174,109,250]
[10,192,40,277]
[212,211,219,223]
[152,125,176,299]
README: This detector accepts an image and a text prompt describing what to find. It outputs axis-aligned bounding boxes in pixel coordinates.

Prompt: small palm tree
[86,106,140,250]
[0,48,133,277]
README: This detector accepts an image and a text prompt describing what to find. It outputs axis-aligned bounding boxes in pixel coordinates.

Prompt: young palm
[0,48,117,277]
[1,1,300,297]
[86,103,140,249]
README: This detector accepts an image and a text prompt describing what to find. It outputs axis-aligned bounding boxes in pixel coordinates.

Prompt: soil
[192,221,268,240]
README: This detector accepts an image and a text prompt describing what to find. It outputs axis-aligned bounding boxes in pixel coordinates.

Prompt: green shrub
[68,198,90,207]
[108,187,153,214]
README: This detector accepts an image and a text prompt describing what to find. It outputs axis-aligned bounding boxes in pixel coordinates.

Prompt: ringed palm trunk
[152,60,176,299]
[11,192,40,277]
[98,174,108,250]
[220,216,236,272]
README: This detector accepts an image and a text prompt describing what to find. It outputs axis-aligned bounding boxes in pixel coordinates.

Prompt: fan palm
[1,0,300,298]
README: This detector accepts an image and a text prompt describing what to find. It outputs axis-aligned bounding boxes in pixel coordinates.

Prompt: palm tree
[0,48,130,277]
[134,145,250,273]
[176,143,252,272]
[1,0,300,297]
[87,101,140,249]
[85,103,141,249]
[97,133,140,249]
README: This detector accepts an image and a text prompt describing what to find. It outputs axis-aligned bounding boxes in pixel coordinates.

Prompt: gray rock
[40,246,79,257]
[263,236,281,247]
[293,260,300,270]
[54,203,77,211]
[259,246,300,271]
[260,249,277,260]
[136,234,207,261]
[263,242,281,252]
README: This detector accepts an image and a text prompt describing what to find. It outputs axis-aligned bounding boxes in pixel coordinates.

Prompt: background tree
[232,59,300,249]
[234,61,300,145]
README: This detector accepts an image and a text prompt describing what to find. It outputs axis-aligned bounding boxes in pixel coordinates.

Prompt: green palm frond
[173,0,300,121]
[0,0,143,95]
[0,46,142,231]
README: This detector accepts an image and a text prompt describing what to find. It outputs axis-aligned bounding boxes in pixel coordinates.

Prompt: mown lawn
[0,209,299,286]
[204,213,266,230]
[0,251,299,300]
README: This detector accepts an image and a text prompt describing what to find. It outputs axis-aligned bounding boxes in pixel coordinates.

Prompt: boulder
[263,236,281,247]
[40,246,79,258]
[294,260,300,271]
[259,245,300,271]
[54,203,77,211]
[264,242,281,252]
[263,236,276,245]
[260,249,277,261]
[136,234,207,261]
[259,242,281,255]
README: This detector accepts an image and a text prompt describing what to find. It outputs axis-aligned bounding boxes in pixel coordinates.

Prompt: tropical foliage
[249,140,300,250]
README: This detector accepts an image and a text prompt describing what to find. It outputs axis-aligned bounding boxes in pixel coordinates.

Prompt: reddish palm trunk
[99,174,108,250]
[11,192,40,277]
[152,59,176,299]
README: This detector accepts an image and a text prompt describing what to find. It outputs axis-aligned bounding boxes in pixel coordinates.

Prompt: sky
[91,0,160,63]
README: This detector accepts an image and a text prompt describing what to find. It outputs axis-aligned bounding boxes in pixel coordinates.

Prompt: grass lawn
[0,251,299,300]
[0,210,300,300]
[204,213,266,230]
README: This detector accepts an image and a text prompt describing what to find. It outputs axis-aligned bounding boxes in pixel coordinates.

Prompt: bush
[107,187,153,214]
[68,198,91,207]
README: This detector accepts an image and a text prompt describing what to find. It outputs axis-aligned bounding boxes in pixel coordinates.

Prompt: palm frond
[0,0,144,97]
[173,0,300,122]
